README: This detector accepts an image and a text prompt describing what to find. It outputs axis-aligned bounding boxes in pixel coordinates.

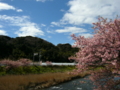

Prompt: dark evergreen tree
[0,35,78,62]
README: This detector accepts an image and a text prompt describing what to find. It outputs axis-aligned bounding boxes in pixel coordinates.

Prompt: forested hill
[0,35,78,62]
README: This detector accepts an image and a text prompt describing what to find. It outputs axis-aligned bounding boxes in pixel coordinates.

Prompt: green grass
[0,65,76,76]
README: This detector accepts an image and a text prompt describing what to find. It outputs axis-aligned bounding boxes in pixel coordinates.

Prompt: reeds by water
[0,72,86,90]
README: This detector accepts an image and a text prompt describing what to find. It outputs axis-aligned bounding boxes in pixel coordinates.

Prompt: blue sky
[0,0,120,45]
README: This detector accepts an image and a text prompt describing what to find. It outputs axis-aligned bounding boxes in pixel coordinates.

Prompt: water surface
[42,76,94,90]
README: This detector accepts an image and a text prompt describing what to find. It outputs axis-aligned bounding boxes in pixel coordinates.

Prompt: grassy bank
[0,65,104,90]
[0,72,89,90]
[0,65,75,75]
[0,65,84,90]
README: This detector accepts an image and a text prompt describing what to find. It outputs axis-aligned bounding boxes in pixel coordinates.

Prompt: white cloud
[0,2,23,12]
[41,24,46,27]
[80,33,93,38]
[50,22,61,27]
[60,0,120,25]
[36,0,46,2]
[60,9,66,12]
[15,26,44,36]
[51,22,60,26]
[46,27,55,34]
[0,2,15,10]
[16,9,23,12]
[55,26,93,38]
[36,0,53,2]
[55,27,87,34]
[51,0,120,39]
[0,15,44,37]
[47,30,54,34]
[0,30,7,35]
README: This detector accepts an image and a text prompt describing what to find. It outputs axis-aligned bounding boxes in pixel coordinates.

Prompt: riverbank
[0,65,82,90]
[0,71,90,90]
[0,65,104,90]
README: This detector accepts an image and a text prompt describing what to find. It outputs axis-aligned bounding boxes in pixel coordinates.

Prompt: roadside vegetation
[0,60,106,90]
[0,58,81,90]
[0,72,88,90]
[0,64,86,90]
[0,65,75,76]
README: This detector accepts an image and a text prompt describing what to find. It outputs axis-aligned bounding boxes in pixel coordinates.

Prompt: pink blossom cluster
[45,61,52,65]
[69,17,120,72]
[0,58,32,68]
[18,58,32,66]
[69,17,120,89]
[39,61,42,65]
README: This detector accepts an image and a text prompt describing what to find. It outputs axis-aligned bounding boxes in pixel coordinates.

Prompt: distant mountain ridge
[0,35,78,62]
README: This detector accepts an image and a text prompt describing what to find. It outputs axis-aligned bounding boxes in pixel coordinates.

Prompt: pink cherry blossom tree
[69,17,120,89]
[0,58,32,69]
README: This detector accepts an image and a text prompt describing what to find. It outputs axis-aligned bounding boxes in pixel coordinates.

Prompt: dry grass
[0,72,88,90]
[0,65,104,90]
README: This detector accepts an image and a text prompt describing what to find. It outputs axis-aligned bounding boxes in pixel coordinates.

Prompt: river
[42,76,94,90]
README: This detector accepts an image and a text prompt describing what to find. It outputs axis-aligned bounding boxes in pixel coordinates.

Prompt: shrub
[0,59,32,69]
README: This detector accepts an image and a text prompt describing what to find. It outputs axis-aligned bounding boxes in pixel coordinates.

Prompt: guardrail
[30,62,76,66]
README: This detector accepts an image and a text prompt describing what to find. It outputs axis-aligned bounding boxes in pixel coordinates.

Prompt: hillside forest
[0,35,78,62]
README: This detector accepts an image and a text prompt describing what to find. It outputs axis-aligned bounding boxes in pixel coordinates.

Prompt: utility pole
[39,51,41,62]
[33,53,38,65]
